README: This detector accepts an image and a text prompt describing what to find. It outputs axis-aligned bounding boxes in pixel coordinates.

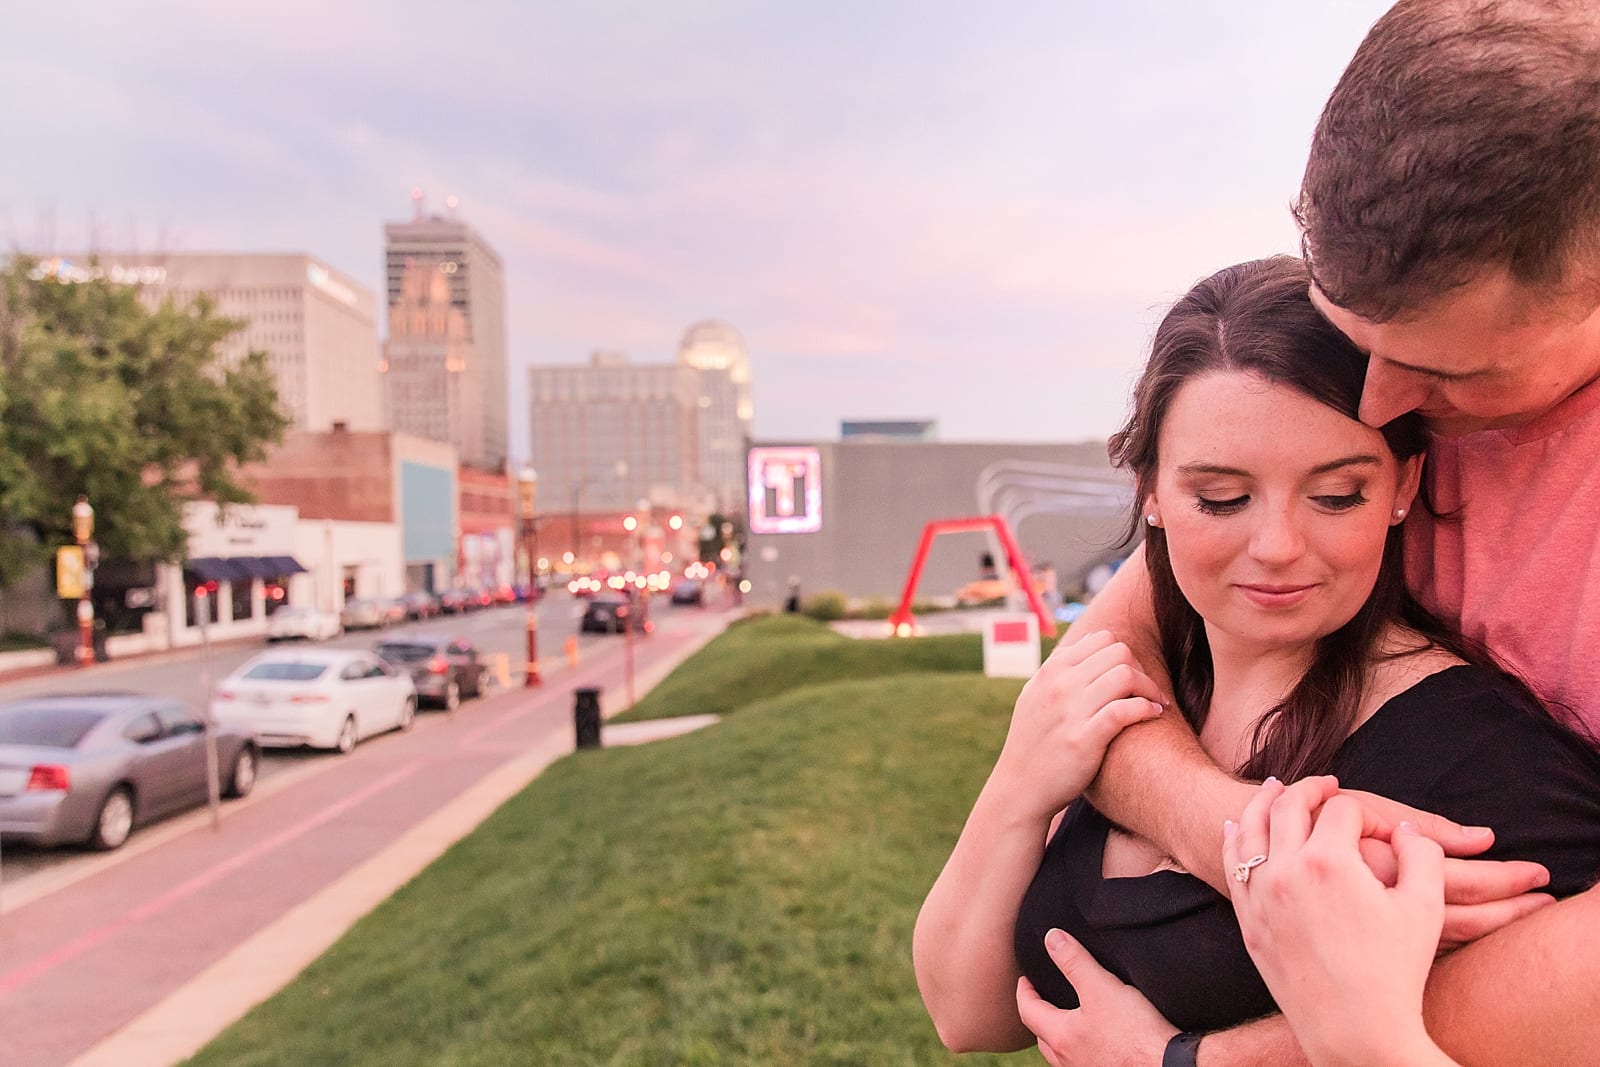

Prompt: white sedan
[265,606,343,642]
[212,650,417,754]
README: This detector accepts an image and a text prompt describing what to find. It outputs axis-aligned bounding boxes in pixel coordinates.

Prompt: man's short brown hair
[1295,0,1600,321]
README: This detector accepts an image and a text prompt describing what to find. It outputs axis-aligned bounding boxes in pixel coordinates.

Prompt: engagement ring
[1233,854,1268,884]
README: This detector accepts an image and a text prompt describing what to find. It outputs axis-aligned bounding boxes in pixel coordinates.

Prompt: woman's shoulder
[1361,637,1467,717]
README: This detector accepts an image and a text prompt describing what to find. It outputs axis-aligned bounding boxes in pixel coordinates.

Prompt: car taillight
[215,689,236,701]
[27,765,70,791]
[427,657,449,675]
[289,693,330,703]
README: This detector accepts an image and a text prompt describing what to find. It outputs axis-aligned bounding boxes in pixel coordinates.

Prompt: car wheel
[398,696,417,731]
[224,746,258,798]
[90,787,135,851]
[336,715,357,754]
[443,680,460,711]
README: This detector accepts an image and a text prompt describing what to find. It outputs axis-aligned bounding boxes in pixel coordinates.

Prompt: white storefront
[295,519,405,612]
[155,503,403,648]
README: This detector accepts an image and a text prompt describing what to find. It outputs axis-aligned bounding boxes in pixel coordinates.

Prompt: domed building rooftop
[677,320,749,381]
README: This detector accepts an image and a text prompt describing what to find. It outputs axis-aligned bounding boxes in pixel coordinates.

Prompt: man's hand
[1015,929,1177,1067]
[1336,786,1553,947]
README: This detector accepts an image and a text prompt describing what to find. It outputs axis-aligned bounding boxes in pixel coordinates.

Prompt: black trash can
[574,687,602,750]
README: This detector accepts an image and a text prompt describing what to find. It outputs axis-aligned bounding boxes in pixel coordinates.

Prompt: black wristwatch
[1163,1031,1204,1067]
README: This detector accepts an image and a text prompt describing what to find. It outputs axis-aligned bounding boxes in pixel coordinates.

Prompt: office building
[677,320,754,513]
[527,349,700,562]
[29,252,384,432]
[383,205,508,468]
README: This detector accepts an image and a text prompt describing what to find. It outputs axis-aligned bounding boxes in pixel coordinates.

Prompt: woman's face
[1146,371,1421,657]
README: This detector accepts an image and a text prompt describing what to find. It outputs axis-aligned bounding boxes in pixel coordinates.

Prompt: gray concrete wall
[744,440,1134,606]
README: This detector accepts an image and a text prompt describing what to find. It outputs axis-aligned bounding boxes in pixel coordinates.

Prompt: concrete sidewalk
[0,609,732,1067]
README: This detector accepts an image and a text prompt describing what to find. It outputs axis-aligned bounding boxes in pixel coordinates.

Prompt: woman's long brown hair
[1106,256,1548,780]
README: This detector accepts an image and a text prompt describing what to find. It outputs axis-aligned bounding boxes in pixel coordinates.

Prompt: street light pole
[71,495,95,667]
[519,466,541,687]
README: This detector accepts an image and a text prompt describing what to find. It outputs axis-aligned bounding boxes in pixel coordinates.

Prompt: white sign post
[982,614,1042,679]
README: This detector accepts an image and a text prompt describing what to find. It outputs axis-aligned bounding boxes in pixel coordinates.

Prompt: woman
[912,256,1600,1054]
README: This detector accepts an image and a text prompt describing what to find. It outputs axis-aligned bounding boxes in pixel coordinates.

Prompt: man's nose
[1359,358,1430,427]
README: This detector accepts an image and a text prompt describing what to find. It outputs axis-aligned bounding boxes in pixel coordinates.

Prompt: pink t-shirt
[1406,376,1600,733]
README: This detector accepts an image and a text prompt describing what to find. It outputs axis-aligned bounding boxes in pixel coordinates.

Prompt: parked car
[340,598,390,631]
[0,694,258,850]
[212,650,416,754]
[379,597,410,627]
[266,605,343,642]
[438,588,472,614]
[373,635,486,710]
[580,591,652,635]
[399,591,441,621]
[669,578,705,606]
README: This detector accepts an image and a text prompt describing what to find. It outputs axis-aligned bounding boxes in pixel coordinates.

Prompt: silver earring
[1146,513,1159,527]
[1394,507,1407,520]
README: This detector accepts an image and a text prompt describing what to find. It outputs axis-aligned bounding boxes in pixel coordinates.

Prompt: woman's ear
[1142,494,1162,529]
[1392,454,1424,524]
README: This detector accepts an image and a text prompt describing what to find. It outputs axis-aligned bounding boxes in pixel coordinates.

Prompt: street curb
[66,615,731,1067]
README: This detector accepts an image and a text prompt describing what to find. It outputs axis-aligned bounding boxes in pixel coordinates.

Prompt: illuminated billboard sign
[748,447,822,534]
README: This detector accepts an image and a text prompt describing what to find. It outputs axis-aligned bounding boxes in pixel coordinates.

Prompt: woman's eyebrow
[1175,454,1384,478]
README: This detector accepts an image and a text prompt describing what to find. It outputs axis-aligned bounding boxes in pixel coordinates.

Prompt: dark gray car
[0,694,259,850]
[373,635,486,710]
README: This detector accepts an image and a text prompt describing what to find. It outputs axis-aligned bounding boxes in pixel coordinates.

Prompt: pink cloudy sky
[1,1,1395,454]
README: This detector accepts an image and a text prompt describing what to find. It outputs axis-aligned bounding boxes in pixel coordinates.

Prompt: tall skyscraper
[382,200,508,468]
[30,252,383,432]
[676,320,754,513]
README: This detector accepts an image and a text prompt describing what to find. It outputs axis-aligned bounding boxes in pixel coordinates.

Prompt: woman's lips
[1237,584,1317,609]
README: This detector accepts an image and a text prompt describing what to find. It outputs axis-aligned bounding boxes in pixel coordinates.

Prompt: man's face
[1309,269,1600,435]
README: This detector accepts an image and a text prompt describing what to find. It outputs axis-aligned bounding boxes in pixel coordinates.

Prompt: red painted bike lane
[0,617,716,1067]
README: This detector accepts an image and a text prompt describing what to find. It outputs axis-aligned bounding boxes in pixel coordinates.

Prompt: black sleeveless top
[1013,665,1600,1033]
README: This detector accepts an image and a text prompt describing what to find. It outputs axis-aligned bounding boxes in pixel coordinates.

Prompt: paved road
[0,602,729,1067]
[0,593,712,890]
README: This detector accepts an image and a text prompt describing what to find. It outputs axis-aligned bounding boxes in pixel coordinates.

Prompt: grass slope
[617,613,1028,724]
[185,671,1041,1066]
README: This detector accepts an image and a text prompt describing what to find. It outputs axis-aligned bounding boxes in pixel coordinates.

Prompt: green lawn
[186,616,1045,1066]
[617,612,1053,724]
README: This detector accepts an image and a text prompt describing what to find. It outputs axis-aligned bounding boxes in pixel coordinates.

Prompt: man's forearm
[1197,1015,1310,1067]
[1087,710,1254,891]
[1423,884,1600,1066]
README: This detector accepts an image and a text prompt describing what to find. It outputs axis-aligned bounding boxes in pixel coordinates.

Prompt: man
[1019,2,1600,1063]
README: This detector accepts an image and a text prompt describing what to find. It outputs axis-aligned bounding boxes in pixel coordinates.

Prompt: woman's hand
[1014,929,1177,1067]
[995,630,1166,823]
[1226,777,1460,1067]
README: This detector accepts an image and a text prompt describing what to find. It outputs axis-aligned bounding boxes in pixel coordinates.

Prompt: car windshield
[241,662,329,681]
[0,707,105,747]
[375,643,434,664]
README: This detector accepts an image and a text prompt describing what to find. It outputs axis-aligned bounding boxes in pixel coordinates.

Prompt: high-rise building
[382,204,508,468]
[526,321,753,564]
[382,260,485,465]
[29,253,383,432]
[676,320,754,512]
[527,350,700,561]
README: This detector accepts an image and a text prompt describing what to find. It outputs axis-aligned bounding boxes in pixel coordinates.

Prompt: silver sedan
[0,694,258,850]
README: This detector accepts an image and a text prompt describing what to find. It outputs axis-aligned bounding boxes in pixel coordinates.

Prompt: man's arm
[1062,545,1258,889]
[1424,884,1600,1066]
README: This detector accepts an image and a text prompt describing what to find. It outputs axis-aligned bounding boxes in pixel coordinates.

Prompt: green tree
[0,256,289,587]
